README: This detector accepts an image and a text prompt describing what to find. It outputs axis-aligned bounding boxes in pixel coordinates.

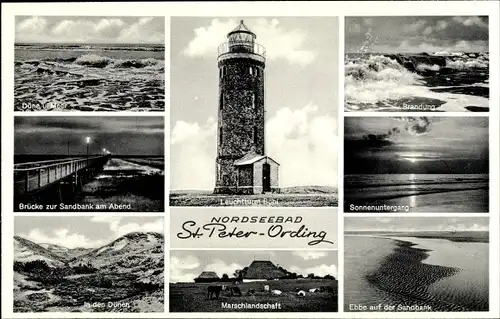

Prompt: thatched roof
[197,271,220,279]
[243,261,286,279]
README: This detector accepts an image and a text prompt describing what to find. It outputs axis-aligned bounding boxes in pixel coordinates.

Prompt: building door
[262,163,271,192]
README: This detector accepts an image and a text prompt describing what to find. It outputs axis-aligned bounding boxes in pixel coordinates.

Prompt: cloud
[403,20,427,33]
[395,117,432,136]
[348,23,362,34]
[290,264,338,278]
[170,255,200,283]
[90,216,164,238]
[15,16,164,44]
[375,39,488,53]
[453,16,488,28]
[347,16,488,53]
[171,103,338,190]
[20,228,106,249]
[204,259,243,278]
[292,251,328,260]
[183,18,316,66]
[266,103,338,187]
[20,217,164,249]
[16,16,48,35]
[170,117,217,190]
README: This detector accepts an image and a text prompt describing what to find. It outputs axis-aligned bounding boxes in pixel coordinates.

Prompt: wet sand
[387,236,489,311]
[75,159,164,212]
[365,239,467,311]
[346,188,488,212]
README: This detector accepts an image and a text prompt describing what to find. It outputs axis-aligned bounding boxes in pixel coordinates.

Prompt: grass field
[170,186,338,207]
[169,279,338,312]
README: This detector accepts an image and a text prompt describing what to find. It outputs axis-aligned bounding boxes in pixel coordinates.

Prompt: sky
[344,216,489,232]
[15,16,164,44]
[15,117,164,156]
[170,17,339,190]
[14,216,163,249]
[345,16,489,53]
[344,117,489,174]
[170,250,338,283]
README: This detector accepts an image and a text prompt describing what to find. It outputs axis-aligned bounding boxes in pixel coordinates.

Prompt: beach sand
[387,236,489,311]
[346,188,488,212]
[345,235,489,312]
[380,188,488,212]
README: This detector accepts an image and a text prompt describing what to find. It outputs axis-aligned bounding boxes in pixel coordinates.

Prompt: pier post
[25,171,29,193]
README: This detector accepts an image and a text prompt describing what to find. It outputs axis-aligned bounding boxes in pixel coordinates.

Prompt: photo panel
[344,16,489,112]
[344,116,489,213]
[169,17,339,207]
[170,250,338,312]
[14,116,165,212]
[344,216,489,312]
[13,215,165,313]
[14,16,165,111]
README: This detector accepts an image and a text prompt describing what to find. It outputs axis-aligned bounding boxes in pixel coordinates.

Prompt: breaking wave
[17,54,164,70]
[345,55,424,105]
[345,53,489,110]
[74,54,163,69]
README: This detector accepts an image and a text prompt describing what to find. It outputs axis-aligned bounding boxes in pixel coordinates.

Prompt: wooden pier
[14,155,110,203]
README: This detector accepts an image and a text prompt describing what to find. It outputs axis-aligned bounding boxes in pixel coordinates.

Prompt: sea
[345,52,489,112]
[344,235,489,312]
[14,43,165,111]
[344,174,489,212]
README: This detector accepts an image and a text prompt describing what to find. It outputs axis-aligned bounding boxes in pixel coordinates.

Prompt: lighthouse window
[249,67,253,75]
[251,93,256,110]
[219,94,223,110]
[253,126,258,145]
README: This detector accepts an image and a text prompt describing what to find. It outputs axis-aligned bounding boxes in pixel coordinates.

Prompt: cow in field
[263,285,270,292]
[271,289,282,296]
[296,290,306,297]
[207,285,223,299]
[309,288,320,293]
[320,286,334,293]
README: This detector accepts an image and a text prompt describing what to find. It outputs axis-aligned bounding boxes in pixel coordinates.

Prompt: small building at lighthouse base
[214,150,279,195]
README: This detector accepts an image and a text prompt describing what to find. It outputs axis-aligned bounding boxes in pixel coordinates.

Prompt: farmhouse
[242,260,286,283]
[194,271,220,283]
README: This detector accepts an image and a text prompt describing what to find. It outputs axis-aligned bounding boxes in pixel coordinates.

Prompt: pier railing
[14,156,109,195]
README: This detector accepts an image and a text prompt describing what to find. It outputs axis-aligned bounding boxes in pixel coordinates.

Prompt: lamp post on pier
[85,137,91,166]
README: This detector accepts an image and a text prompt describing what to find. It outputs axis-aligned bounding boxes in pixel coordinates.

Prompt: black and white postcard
[14,16,165,111]
[14,116,165,212]
[13,216,164,312]
[169,17,339,207]
[344,216,489,312]
[344,116,489,213]
[170,250,338,312]
[345,16,489,112]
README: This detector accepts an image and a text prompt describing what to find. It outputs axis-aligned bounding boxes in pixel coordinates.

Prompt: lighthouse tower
[214,20,279,195]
